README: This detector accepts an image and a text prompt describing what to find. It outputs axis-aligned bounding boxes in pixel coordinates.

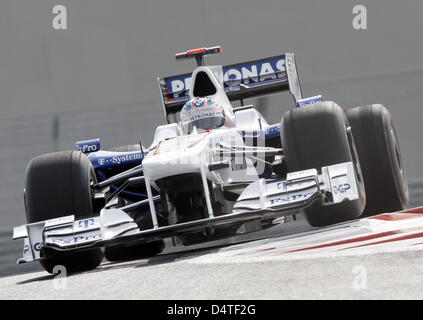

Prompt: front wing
[13,162,358,264]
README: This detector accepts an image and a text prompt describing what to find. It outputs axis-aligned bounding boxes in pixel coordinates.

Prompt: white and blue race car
[13,46,408,273]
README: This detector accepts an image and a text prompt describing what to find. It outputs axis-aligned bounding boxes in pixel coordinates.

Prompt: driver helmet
[180,97,226,134]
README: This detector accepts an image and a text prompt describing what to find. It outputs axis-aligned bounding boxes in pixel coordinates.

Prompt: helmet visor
[188,115,225,133]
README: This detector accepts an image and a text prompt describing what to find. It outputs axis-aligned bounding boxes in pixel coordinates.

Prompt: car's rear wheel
[346,104,408,216]
[281,101,365,227]
[25,151,103,274]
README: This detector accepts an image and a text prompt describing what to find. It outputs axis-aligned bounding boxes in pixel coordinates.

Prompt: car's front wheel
[25,151,103,273]
[281,101,365,227]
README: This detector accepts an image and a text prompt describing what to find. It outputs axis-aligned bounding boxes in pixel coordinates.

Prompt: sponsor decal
[45,215,74,227]
[269,191,314,205]
[193,98,204,107]
[23,244,30,254]
[185,101,192,110]
[96,152,144,167]
[334,183,351,194]
[296,95,322,107]
[50,234,101,245]
[276,181,287,190]
[190,110,223,122]
[76,139,101,153]
[287,169,318,181]
[265,124,280,139]
[165,57,287,100]
[78,218,95,229]
[34,242,42,251]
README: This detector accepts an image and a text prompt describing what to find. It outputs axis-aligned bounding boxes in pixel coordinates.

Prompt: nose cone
[142,133,210,183]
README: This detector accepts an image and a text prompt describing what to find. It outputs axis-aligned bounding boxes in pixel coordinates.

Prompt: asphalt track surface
[2,209,423,299]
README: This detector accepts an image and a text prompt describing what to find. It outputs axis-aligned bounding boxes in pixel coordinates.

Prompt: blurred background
[1,0,423,276]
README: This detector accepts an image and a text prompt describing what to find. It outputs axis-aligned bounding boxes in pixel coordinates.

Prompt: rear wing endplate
[158,52,302,123]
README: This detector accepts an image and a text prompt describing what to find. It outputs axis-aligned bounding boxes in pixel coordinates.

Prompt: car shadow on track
[14,244,225,285]
[14,215,311,285]
[14,230,275,285]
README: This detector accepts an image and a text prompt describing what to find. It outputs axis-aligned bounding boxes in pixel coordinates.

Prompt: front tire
[25,151,103,273]
[346,105,409,216]
[281,101,365,227]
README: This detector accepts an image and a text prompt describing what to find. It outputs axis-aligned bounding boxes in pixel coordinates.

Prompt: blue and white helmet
[180,96,226,134]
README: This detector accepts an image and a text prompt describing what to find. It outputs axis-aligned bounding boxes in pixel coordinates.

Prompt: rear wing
[158,52,303,123]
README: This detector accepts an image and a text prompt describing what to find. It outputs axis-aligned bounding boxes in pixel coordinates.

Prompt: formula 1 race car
[13,46,409,273]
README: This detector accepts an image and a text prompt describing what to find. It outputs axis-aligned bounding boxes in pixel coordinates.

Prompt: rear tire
[25,151,103,274]
[281,101,365,227]
[346,105,409,216]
